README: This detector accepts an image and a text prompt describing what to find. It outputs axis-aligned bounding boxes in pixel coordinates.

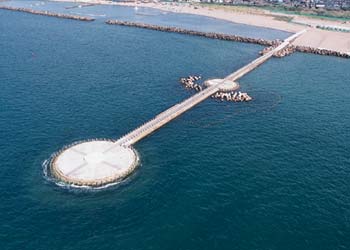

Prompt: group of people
[212,91,252,102]
[179,75,202,92]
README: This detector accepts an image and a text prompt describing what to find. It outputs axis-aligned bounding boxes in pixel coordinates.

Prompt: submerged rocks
[0,6,95,21]
[106,20,275,46]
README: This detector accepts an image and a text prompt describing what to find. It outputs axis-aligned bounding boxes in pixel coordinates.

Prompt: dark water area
[1,4,350,250]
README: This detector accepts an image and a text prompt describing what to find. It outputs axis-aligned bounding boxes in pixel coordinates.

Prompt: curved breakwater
[0,6,95,21]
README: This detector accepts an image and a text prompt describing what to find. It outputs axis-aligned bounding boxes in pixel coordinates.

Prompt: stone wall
[0,6,95,21]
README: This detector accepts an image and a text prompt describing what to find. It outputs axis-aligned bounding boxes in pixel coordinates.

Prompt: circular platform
[204,79,240,92]
[51,140,139,187]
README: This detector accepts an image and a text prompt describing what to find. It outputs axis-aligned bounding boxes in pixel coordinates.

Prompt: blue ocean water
[2,0,291,39]
[1,3,350,250]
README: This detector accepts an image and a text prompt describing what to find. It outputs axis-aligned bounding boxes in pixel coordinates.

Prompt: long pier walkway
[115,30,306,147]
[51,30,306,187]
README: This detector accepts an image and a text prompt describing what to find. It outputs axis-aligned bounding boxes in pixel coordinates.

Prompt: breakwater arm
[105,20,277,47]
[0,6,95,21]
[295,45,349,58]
[225,29,307,81]
[106,20,349,59]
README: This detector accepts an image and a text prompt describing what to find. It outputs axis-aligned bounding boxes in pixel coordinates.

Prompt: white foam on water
[42,140,139,191]
[87,14,106,17]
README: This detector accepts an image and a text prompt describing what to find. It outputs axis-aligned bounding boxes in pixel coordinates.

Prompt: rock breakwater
[179,75,202,91]
[274,45,296,58]
[106,20,349,59]
[260,44,349,58]
[212,91,252,102]
[295,46,350,58]
[106,20,277,47]
[179,75,252,102]
[0,6,95,21]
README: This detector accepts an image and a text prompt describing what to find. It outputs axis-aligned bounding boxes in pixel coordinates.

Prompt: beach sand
[53,0,350,53]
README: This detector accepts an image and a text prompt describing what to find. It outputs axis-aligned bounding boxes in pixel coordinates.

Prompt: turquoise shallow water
[1,3,350,250]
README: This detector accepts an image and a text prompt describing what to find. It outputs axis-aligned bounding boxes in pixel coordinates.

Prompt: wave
[41,139,133,192]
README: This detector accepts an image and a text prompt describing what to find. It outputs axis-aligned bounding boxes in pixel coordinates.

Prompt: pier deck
[51,30,306,187]
[114,30,306,147]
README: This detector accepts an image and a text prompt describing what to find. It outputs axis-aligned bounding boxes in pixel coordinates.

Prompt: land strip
[52,0,349,53]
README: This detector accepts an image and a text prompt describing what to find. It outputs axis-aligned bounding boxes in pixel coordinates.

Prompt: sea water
[0,3,350,250]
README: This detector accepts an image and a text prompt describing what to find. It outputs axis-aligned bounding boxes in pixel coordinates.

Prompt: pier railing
[115,85,220,146]
[109,30,307,148]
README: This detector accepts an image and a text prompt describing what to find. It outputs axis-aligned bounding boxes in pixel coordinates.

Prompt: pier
[114,30,305,147]
[51,30,306,187]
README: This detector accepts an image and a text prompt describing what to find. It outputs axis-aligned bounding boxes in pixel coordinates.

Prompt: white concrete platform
[204,79,239,92]
[51,140,138,187]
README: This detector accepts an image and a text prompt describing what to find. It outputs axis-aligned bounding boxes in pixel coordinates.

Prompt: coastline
[51,0,350,54]
[106,20,349,58]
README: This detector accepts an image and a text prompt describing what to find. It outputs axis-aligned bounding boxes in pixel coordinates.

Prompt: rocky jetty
[273,44,296,58]
[106,20,349,59]
[260,44,349,59]
[179,75,251,102]
[179,75,202,91]
[212,91,252,102]
[259,42,296,58]
[106,20,276,46]
[295,46,350,58]
[0,6,95,21]
[259,45,277,56]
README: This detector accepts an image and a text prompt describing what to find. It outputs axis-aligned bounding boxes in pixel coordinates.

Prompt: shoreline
[106,20,350,58]
[51,0,350,54]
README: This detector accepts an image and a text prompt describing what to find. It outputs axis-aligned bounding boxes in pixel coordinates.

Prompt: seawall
[105,20,278,47]
[295,45,350,58]
[0,6,95,21]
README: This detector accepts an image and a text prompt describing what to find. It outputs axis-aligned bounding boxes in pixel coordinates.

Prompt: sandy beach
[54,0,350,53]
